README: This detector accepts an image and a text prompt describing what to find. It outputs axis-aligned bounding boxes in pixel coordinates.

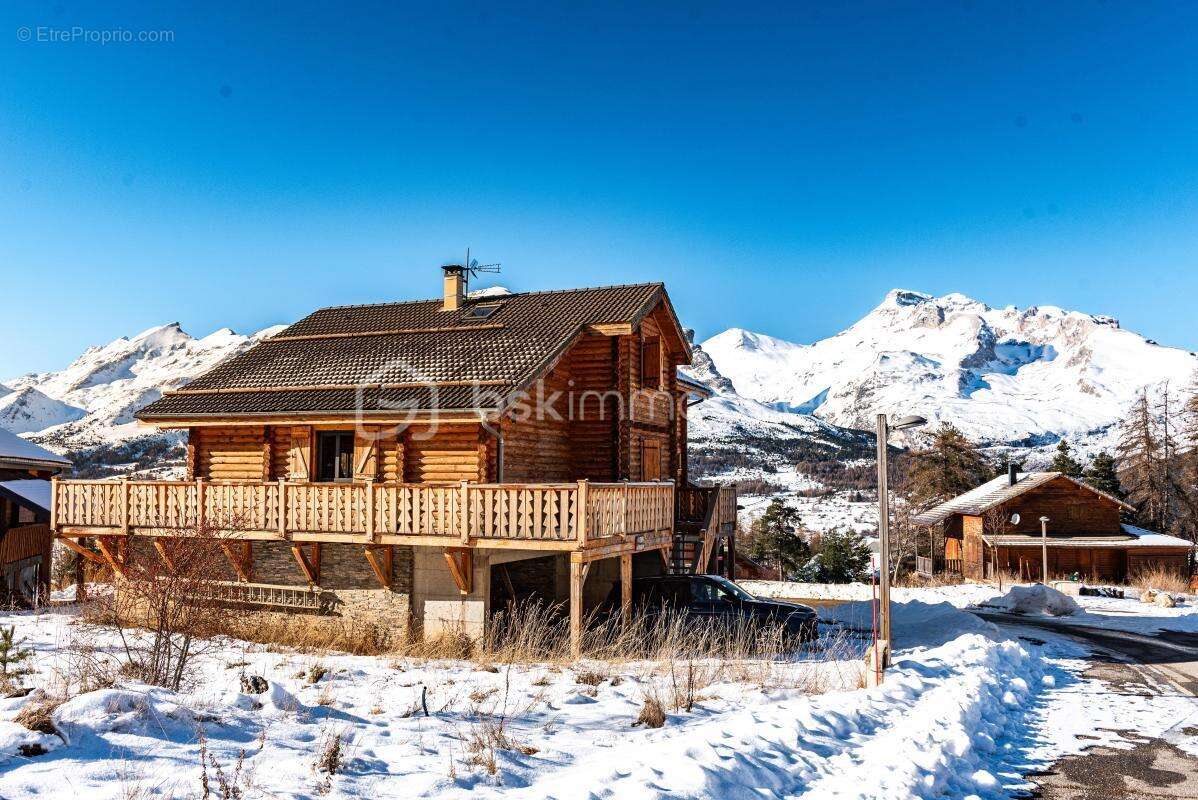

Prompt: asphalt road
[975,612,1198,799]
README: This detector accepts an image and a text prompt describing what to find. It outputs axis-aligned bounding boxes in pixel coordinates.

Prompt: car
[601,574,819,645]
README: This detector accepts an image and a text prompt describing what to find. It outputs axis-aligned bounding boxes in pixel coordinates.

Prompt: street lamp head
[892,415,928,431]
[1039,516,1050,523]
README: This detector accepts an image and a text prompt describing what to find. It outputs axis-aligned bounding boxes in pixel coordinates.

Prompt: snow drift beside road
[986,585,1081,617]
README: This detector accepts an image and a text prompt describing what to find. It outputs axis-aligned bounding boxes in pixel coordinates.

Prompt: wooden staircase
[669,522,706,574]
[670,484,737,575]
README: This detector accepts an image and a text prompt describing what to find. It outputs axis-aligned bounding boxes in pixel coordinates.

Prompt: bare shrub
[93,519,242,691]
[197,728,259,800]
[1130,565,1191,595]
[633,692,665,728]
[316,729,345,775]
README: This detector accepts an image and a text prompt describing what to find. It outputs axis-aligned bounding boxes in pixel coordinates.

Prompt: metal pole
[875,414,891,645]
[1040,516,1049,583]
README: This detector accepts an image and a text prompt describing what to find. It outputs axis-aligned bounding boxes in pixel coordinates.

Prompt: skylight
[468,303,502,319]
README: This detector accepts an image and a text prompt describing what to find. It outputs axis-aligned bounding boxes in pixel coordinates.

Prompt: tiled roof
[912,471,1136,526]
[138,283,671,419]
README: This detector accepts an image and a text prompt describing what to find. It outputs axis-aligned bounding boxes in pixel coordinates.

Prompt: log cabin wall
[191,426,269,481]
[501,353,574,482]
[403,424,484,483]
[567,332,619,481]
[1003,478,1122,535]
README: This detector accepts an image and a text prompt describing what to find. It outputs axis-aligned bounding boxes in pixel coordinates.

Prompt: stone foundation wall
[124,537,414,638]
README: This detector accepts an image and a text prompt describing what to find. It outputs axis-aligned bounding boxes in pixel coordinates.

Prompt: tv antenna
[463,247,501,291]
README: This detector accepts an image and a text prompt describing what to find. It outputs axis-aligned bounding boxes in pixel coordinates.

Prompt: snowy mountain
[701,289,1198,460]
[1,323,283,466]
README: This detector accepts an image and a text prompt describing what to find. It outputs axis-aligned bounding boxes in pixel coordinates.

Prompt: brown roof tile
[138,283,668,419]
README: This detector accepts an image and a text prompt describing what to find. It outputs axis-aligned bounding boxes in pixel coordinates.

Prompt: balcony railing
[51,479,676,549]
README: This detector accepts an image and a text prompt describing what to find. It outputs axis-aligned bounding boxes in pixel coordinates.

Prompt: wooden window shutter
[353,429,379,480]
[288,427,312,481]
[641,338,661,389]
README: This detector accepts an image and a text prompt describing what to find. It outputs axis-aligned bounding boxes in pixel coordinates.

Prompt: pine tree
[1118,389,1163,529]
[796,529,872,583]
[1050,439,1084,478]
[904,424,992,510]
[746,498,811,580]
[0,625,33,689]
[1083,451,1124,500]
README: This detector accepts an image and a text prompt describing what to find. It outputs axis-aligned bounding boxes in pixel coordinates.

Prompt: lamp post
[875,413,927,651]
[1039,516,1050,583]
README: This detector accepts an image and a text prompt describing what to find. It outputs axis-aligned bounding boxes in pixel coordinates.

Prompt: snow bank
[986,585,1081,617]
[741,580,874,601]
[0,599,1142,799]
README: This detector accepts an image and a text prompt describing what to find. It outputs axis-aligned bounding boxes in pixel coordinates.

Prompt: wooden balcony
[51,478,676,559]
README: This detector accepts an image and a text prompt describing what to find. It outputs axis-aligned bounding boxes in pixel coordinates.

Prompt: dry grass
[1130,565,1192,595]
[633,693,666,728]
[15,697,62,736]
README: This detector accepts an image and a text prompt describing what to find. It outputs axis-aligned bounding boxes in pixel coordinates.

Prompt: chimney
[1008,463,1018,487]
[442,265,466,311]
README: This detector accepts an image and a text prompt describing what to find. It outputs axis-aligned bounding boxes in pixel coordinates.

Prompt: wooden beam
[442,547,473,595]
[59,536,106,567]
[584,322,634,336]
[153,540,177,573]
[220,542,252,582]
[95,536,127,577]
[620,553,632,624]
[659,545,672,572]
[363,545,393,589]
[291,544,319,585]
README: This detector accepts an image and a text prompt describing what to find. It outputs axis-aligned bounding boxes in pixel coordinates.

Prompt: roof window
[468,303,503,320]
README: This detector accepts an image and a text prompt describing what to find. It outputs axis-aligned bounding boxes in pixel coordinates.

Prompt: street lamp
[875,413,926,660]
[1039,516,1050,583]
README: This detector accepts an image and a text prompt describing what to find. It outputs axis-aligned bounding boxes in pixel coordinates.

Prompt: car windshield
[706,576,757,602]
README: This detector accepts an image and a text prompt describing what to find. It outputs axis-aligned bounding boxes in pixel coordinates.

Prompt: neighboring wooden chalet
[51,271,736,650]
[914,466,1194,583]
[0,428,71,603]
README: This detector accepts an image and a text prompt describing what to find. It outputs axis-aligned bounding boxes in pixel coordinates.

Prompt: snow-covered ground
[2,586,1196,799]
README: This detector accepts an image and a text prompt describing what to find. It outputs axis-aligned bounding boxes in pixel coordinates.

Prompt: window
[468,303,502,319]
[640,337,661,389]
[316,431,355,482]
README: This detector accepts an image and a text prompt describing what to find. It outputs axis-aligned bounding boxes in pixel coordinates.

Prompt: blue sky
[2,1,1198,377]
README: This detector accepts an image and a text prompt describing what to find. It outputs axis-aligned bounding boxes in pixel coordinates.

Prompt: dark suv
[602,574,819,644]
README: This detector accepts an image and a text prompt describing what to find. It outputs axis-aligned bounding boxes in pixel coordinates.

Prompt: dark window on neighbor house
[640,337,661,389]
[316,431,355,482]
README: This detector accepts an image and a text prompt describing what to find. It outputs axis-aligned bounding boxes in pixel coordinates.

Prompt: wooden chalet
[50,270,736,651]
[0,428,71,604]
[914,465,1194,583]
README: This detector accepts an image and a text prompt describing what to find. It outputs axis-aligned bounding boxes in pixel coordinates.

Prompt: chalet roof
[138,282,681,420]
[0,479,52,514]
[0,428,71,472]
[911,471,1136,527]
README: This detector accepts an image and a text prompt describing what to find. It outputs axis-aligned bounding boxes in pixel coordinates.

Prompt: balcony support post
[569,558,590,659]
[620,552,632,624]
